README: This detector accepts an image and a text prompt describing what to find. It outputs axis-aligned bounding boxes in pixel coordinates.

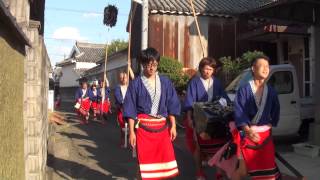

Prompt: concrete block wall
[3,1,47,179]
[24,20,50,180]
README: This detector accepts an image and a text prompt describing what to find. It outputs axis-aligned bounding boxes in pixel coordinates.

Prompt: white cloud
[52,27,87,41]
[57,46,72,56]
[46,42,74,66]
[83,13,102,18]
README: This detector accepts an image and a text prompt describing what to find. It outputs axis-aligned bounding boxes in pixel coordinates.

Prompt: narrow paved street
[46,101,307,180]
[47,101,217,180]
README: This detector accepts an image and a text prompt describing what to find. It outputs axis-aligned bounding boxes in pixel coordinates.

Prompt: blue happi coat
[75,88,92,101]
[184,76,230,111]
[114,85,125,107]
[90,88,101,102]
[123,75,181,120]
[234,83,280,127]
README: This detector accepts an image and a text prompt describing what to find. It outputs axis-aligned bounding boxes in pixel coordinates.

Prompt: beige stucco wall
[0,29,25,180]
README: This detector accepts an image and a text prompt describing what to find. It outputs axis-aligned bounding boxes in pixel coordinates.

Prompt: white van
[225,64,315,136]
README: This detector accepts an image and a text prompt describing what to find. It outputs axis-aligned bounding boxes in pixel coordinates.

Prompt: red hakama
[117,108,125,128]
[100,100,110,114]
[136,114,179,179]
[184,117,227,160]
[91,101,101,115]
[236,125,281,180]
[77,97,91,117]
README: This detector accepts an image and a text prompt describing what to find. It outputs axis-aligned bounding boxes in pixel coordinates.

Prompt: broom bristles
[103,5,118,28]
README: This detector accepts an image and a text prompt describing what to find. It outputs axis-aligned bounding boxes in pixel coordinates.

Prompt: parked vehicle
[225,64,315,136]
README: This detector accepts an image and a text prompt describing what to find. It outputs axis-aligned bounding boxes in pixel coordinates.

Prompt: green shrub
[158,56,189,94]
[240,50,265,69]
[219,51,265,86]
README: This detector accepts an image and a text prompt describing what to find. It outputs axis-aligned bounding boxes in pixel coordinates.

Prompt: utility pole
[141,0,148,50]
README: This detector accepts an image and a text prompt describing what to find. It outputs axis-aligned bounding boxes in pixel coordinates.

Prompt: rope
[189,0,205,58]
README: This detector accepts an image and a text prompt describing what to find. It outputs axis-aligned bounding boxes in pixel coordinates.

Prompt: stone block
[26,137,40,155]
[26,155,40,173]
[27,121,40,136]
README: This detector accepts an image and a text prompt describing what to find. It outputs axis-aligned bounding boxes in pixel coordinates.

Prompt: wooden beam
[238,24,309,41]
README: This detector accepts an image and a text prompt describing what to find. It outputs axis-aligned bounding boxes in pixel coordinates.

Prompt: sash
[249,80,268,124]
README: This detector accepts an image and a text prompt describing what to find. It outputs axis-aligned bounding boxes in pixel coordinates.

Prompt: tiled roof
[55,58,74,67]
[74,68,88,77]
[83,64,103,76]
[149,0,278,17]
[56,42,106,66]
[75,42,106,63]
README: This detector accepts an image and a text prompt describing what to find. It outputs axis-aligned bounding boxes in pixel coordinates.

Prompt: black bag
[206,121,230,138]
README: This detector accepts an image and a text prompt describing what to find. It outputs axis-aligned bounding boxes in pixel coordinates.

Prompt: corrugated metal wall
[148,14,238,69]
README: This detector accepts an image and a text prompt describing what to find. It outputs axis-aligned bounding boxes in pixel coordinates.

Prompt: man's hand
[170,125,177,141]
[129,131,136,148]
[128,118,136,148]
[246,129,260,143]
[168,115,177,141]
[243,125,260,143]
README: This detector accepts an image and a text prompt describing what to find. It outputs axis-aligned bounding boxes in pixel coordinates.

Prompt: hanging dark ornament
[103,5,118,28]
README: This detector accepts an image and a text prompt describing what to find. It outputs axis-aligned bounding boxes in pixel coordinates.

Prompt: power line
[45,37,79,41]
[48,54,66,57]
[45,7,129,16]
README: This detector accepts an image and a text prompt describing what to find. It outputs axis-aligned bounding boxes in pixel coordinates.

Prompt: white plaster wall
[75,62,97,69]
[59,64,80,87]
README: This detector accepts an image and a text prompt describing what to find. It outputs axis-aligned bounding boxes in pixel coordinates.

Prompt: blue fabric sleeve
[114,86,123,106]
[88,89,95,101]
[270,88,280,127]
[86,89,93,100]
[234,87,251,127]
[217,79,231,103]
[123,81,137,120]
[75,88,81,100]
[184,80,196,112]
[166,79,181,116]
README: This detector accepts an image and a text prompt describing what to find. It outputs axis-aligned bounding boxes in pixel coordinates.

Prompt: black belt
[138,122,168,133]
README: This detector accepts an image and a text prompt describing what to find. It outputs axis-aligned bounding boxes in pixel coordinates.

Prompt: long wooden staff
[102,43,109,102]
[189,0,205,58]
[101,4,118,118]
[127,1,135,80]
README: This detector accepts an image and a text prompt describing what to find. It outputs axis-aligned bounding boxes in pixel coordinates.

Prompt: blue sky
[44,0,130,65]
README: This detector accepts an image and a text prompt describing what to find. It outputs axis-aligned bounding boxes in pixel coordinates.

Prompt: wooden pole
[189,0,205,58]
[102,43,109,102]
[127,4,134,80]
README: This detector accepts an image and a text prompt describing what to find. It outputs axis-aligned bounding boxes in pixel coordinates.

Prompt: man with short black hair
[124,47,181,179]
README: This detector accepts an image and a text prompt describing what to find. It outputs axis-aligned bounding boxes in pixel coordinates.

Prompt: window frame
[267,71,294,95]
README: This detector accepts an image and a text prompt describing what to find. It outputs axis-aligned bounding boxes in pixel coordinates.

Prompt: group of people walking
[74,47,280,180]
